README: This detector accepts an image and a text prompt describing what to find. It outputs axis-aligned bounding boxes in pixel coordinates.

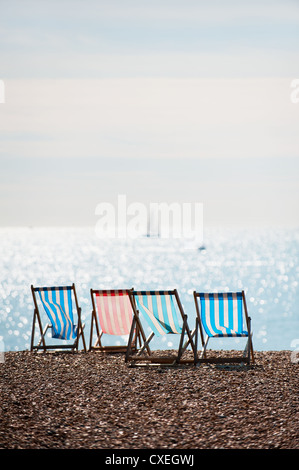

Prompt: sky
[0,0,299,228]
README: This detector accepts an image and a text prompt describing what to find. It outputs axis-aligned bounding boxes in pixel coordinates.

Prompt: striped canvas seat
[30,284,86,352]
[133,291,183,336]
[198,292,249,338]
[37,287,77,340]
[89,289,136,352]
[193,290,254,364]
[126,289,197,366]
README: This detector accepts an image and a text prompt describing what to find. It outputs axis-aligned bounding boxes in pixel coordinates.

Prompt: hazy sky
[0,0,299,227]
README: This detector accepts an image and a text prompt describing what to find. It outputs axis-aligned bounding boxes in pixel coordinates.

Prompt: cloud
[1,1,298,79]
[3,0,299,25]
[1,48,298,80]
[1,77,298,160]
[1,1,298,227]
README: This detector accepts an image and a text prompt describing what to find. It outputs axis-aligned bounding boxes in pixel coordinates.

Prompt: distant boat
[198,245,206,251]
[183,240,206,251]
[146,208,160,238]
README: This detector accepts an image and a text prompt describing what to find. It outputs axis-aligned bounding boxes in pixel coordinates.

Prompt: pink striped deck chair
[89,289,138,353]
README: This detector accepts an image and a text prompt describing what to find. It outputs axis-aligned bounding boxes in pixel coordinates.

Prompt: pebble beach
[0,350,298,450]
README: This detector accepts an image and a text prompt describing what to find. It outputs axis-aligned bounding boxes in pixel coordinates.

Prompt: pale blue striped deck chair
[125,289,197,366]
[30,284,86,352]
[193,290,254,364]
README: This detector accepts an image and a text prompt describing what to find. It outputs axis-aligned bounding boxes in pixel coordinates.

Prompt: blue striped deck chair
[125,289,197,366]
[30,284,86,352]
[193,291,254,364]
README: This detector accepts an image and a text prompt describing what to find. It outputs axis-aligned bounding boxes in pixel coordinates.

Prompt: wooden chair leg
[201,336,209,358]
[176,317,187,363]
[125,317,137,362]
[136,332,154,357]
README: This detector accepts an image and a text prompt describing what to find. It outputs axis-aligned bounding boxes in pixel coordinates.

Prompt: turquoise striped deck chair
[194,290,254,364]
[126,289,196,366]
[30,284,86,352]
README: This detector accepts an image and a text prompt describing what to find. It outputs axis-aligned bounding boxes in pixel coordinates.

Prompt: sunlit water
[0,226,298,352]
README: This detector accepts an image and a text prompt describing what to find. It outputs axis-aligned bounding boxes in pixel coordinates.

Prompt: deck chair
[89,288,140,353]
[125,289,197,366]
[193,290,254,364]
[30,284,86,352]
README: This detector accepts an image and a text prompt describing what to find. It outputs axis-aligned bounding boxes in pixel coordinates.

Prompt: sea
[0,226,298,353]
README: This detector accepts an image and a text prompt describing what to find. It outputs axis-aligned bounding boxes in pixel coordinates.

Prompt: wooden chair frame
[193,290,254,364]
[30,284,87,352]
[89,288,140,353]
[125,289,197,366]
